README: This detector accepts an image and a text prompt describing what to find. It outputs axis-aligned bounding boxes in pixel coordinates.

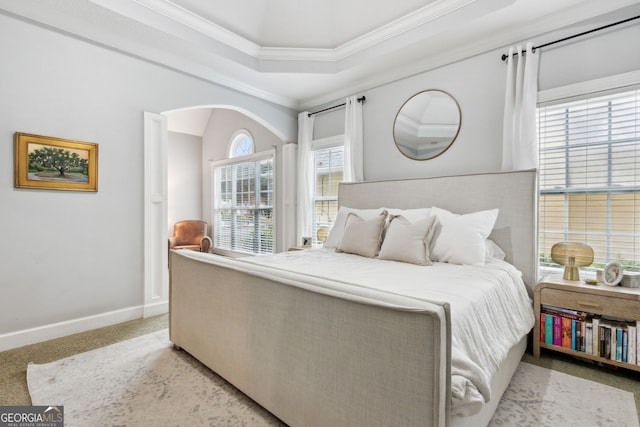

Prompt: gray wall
[310,18,640,181]
[168,132,203,232]
[0,12,296,339]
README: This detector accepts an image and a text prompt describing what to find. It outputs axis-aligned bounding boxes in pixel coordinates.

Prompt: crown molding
[132,0,490,66]
[133,0,260,56]
[298,0,640,109]
[89,0,639,76]
[0,0,300,109]
[332,0,477,61]
[2,0,637,111]
[258,47,336,62]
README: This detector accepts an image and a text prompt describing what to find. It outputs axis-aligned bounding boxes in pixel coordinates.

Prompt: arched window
[213,129,274,255]
[229,130,254,158]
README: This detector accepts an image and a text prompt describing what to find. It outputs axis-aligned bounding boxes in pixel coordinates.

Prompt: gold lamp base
[563,266,581,281]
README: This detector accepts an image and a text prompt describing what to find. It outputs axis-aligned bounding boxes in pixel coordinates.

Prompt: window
[229,131,254,158]
[312,145,344,245]
[213,133,274,255]
[537,87,640,274]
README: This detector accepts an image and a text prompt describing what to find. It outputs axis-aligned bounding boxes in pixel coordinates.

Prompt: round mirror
[393,90,461,160]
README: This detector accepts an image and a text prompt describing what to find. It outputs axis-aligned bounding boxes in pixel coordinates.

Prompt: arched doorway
[143,106,293,316]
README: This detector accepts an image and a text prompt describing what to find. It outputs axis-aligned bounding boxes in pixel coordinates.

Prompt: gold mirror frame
[393,89,462,161]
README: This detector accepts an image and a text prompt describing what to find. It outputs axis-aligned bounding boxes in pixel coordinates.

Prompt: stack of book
[540,304,638,364]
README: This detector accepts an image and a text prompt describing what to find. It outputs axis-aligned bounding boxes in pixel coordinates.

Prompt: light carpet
[27,330,638,427]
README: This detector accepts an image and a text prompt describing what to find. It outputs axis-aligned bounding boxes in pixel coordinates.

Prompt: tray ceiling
[0,0,638,109]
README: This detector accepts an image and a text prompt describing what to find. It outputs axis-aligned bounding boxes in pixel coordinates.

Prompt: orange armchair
[169,220,212,253]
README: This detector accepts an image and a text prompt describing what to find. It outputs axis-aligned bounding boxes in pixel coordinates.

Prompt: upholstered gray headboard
[338,169,538,295]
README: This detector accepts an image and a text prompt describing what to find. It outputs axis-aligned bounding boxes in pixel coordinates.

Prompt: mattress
[180,248,535,416]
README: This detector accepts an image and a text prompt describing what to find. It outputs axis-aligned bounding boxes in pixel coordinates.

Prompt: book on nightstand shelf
[627,322,638,364]
[540,304,640,366]
[545,314,553,345]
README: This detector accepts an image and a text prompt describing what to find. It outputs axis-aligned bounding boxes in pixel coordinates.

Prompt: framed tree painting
[14,132,98,192]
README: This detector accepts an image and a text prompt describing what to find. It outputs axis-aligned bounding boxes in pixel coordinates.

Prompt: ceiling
[1,0,638,110]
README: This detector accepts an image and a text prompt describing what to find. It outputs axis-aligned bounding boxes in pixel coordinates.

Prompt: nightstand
[533,274,640,372]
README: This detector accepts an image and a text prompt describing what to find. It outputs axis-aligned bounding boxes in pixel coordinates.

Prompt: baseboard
[0,303,167,352]
[143,301,169,318]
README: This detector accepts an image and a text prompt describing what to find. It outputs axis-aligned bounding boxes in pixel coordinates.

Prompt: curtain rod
[501,14,640,61]
[307,96,366,117]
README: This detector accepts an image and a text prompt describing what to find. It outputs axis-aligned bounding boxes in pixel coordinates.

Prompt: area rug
[490,362,638,427]
[27,329,638,427]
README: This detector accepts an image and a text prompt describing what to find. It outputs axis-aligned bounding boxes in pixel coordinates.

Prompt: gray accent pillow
[324,207,385,249]
[378,215,437,265]
[336,210,387,258]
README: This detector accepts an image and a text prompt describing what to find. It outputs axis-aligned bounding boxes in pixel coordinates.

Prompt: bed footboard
[170,251,451,427]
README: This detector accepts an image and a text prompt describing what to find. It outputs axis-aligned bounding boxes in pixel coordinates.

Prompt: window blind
[538,87,640,273]
[213,154,274,255]
[312,146,344,245]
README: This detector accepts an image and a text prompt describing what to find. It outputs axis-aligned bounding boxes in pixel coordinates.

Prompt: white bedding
[178,248,534,416]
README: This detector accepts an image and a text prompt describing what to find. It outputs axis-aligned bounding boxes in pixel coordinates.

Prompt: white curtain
[502,42,539,171]
[344,96,364,182]
[296,112,315,245]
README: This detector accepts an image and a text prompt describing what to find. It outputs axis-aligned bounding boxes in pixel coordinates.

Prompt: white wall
[168,132,203,232]
[0,12,296,347]
[311,16,640,181]
[201,109,290,252]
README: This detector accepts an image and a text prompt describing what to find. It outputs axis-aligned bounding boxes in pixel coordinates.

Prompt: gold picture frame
[14,132,98,192]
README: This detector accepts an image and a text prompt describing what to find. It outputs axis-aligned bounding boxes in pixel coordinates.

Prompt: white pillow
[430,207,499,266]
[336,211,387,258]
[378,215,437,265]
[384,208,431,223]
[324,206,385,249]
[485,239,506,261]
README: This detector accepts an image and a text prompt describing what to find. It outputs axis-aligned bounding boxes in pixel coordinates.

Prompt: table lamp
[550,242,594,281]
[317,227,329,245]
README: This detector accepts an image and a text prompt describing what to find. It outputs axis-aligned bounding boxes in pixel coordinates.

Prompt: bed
[169,169,537,427]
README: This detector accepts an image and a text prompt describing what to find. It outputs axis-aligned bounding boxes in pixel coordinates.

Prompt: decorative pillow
[323,207,385,249]
[382,208,431,241]
[485,239,506,261]
[378,215,437,265]
[336,210,387,258]
[430,207,499,266]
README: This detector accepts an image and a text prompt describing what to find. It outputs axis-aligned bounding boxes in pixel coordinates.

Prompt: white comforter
[179,248,534,416]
